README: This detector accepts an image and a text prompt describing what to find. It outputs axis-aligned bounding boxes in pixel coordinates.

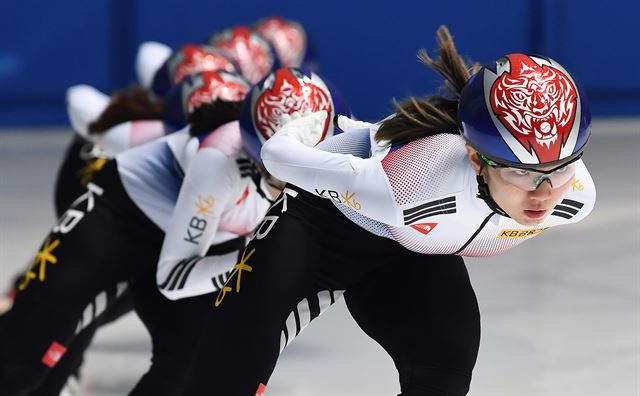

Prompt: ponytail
[88,86,164,134]
[375,25,480,146]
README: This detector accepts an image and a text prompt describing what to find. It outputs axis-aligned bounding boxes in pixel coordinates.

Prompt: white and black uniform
[55,85,169,215]
[0,121,274,396]
[54,85,111,216]
[20,86,129,396]
[187,123,595,396]
[117,121,274,299]
[26,86,175,396]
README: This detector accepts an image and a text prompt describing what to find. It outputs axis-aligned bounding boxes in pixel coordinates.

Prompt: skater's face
[466,145,573,226]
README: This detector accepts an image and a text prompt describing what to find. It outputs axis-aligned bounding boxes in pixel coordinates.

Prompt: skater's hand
[274,110,328,147]
[334,114,374,132]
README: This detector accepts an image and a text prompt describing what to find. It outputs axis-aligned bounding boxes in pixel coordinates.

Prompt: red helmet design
[488,54,578,163]
[210,27,275,84]
[168,44,237,84]
[253,68,332,142]
[182,71,249,115]
[255,16,306,68]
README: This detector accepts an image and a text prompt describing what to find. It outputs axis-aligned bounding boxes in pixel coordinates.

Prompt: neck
[265,183,283,200]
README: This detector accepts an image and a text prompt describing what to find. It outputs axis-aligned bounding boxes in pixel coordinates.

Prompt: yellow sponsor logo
[571,178,585,192]
[18,237,61,291]
[195,195,215,216]
[215,247,256,307]
[340,190,362,211]
[497,228,547,239]
[77,157,108,187]
[315,189,362,210]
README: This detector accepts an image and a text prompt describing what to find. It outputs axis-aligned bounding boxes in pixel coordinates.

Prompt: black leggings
[54,134,106,217]
[0,162,218,396]
[9,136,135,396]
[188,186,480,396]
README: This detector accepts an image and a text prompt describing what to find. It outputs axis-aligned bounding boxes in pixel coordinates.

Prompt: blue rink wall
[0,0,638,125]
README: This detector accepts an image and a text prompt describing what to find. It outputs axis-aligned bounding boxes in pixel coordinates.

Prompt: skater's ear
[465,144,482,175]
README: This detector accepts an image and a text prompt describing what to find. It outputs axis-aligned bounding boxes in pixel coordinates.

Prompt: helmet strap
[248,159,276,205]
[476,174,510,218]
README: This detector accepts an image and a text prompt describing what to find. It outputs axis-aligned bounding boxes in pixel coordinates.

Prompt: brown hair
[375,25,480,146]
[88,86,164,134]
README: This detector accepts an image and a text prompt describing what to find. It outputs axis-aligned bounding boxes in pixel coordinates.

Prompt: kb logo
[315,189,362,211]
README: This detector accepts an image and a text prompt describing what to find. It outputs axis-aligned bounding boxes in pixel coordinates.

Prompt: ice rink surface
[1,119,639,395]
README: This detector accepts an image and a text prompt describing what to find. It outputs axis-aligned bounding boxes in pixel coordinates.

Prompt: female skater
[187,26,596,395]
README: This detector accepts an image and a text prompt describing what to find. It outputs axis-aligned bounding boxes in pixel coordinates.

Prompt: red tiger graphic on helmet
[211,27,274,85]
[489,54,578,163]
[168,45,236,85]
[183,71,249,115]
[253,68,332,142]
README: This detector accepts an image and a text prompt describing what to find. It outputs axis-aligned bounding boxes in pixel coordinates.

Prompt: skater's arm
[94,120,167,157]
[334,114,375,132]
[261,113,400,226]
[135,41,172,88]
[156,148,237,300]
[66,85,110,138]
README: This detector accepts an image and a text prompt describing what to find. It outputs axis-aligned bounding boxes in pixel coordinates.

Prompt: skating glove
[334,114,374,132]
[274,110,328,147]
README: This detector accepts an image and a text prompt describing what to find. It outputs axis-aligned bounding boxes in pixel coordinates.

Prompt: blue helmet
[458,53,591,168]
[239,67,350,163]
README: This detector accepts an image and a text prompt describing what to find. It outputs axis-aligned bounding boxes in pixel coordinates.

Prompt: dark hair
[375,25,480,146]
[188,100,244,136]
[88,86,164,134]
